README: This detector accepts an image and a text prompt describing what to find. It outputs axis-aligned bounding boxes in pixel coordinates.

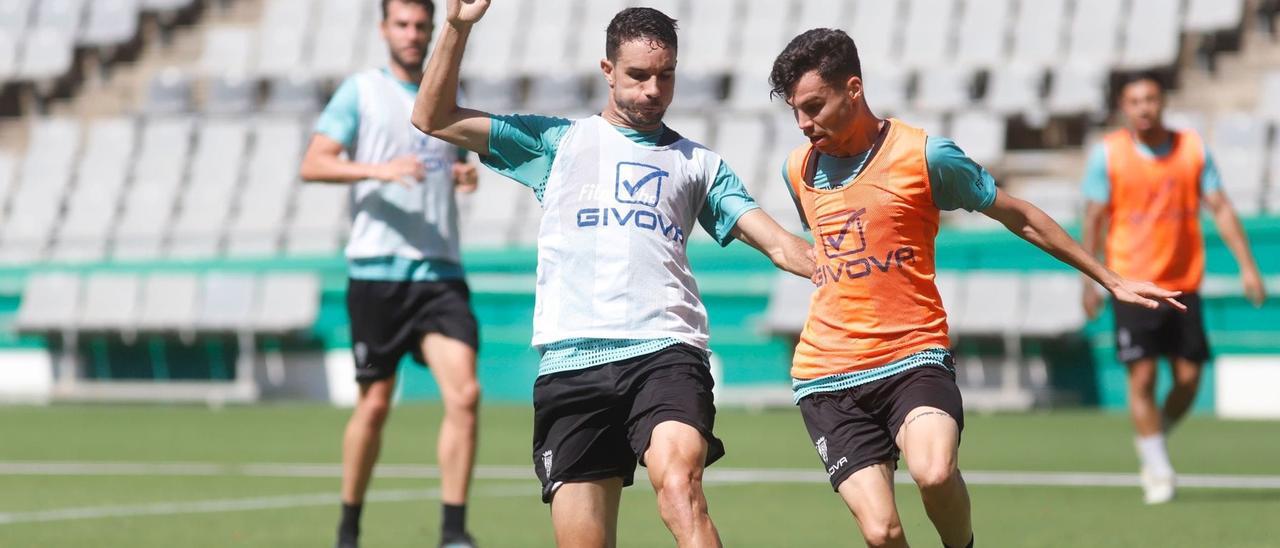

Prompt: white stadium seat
[1010,0,1068,69]
[1184,0,1245,32]
[1121,0,1182,69]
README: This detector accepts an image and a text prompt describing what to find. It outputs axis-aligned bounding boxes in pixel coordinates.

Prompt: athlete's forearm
[300,153,382,184]
[411,22,471,135]
[731,209,816,279]
[989,196,1122,291]
[770,234,817,279]
[1211,202,1262,276]
[1079,203,1107,283]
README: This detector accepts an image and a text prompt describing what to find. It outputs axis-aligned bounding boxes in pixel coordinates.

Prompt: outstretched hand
[447,0,491,26]
[1109,278,1186,312]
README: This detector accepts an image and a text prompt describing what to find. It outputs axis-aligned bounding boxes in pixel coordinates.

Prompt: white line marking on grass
[4,462,1280,490]
[0,485,532,525]
[711,468,1280,489]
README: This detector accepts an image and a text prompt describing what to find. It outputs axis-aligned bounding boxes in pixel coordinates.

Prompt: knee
[1128,375,1157,398]
[1174,368,1202,389]
[655,468,703,513]
[444,380,481,416]
[357,397,392,428]
[861,520,905,547]
[911,460,958,492]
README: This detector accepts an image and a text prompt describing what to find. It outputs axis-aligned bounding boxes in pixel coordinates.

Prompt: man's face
[381,0,433,70]
[604,39,676,127]
[1119,79,1164,133]
[787,71,860,155]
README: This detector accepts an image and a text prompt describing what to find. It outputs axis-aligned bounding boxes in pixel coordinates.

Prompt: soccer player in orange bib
[769,30,1184,547]
[1080,73,1266,505]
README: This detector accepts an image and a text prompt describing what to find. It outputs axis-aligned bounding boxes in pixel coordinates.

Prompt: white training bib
[344,68,461,264]
[532,115,723,349]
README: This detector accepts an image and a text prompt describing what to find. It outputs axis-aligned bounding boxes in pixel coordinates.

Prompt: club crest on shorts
[542,450,553,474]
[614,161,667,207]
[816,436,829,464]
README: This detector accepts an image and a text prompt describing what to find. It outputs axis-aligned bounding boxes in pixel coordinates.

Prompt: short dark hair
[1112,70,1168,105]
[605,7,678,61]
[770,28,862,100]
[1117,71,1167,94]
[382,0,434,20]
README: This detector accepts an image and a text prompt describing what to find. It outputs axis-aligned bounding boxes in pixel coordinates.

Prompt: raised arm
[982,189,1184,311]
[1204,190,1266,306]
[410,0,493,154]
[730,209,816,279]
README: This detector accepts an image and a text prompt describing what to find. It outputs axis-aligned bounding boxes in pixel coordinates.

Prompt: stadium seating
[1211,112,1270,216]
[0,0,203,100]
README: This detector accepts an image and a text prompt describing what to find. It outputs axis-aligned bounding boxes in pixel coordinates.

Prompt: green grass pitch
[1,404,1278,547]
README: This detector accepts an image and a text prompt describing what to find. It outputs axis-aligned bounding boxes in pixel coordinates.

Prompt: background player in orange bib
[770,29,1184,548]
[1080,73,1267,505]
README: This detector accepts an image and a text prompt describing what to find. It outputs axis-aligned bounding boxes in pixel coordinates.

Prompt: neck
[1131,125,1171,148]
[387,60,422,86]
[601,102,663,133]
[828,108,884,158]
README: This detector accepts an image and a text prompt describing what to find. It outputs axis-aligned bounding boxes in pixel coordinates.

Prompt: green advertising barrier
[3,217,1278,406]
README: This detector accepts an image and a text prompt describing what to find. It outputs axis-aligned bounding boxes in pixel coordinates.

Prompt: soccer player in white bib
[299,1,480,547]
[412,1,815,546]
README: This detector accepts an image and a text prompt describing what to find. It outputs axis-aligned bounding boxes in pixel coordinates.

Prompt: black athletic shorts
[1113,292,1210,364]
[798,363,964,491]
[346,278,479,383]
[531,343,725,503]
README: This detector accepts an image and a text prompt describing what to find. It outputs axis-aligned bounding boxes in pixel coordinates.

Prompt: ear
[601,58,615,87]
[846,75,863,102]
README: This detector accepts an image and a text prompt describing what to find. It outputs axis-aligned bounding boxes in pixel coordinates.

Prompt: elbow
[298,158,326,183]
[410,107,444,136]
[410,112,433,135]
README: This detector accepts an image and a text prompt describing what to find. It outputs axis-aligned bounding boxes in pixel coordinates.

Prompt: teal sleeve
[697,161,760,246]
[1200,146,1223,195]
[456,148,470,162]
[780,157,810,231]
[314,77,360,148]
[480,114,573,199]
[1081,143,1111,204]
[926,137,997,212]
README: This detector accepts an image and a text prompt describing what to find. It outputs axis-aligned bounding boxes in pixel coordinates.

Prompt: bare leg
[1127,358,1175,504]
[550,478,623,548]
[644,421,721,548]
[896,406,971,548]
[835,462,907,547]
[1162,358,1203,431]
[421,333,480,506]
[341,377,397,504]
[1126,358,1162,437]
